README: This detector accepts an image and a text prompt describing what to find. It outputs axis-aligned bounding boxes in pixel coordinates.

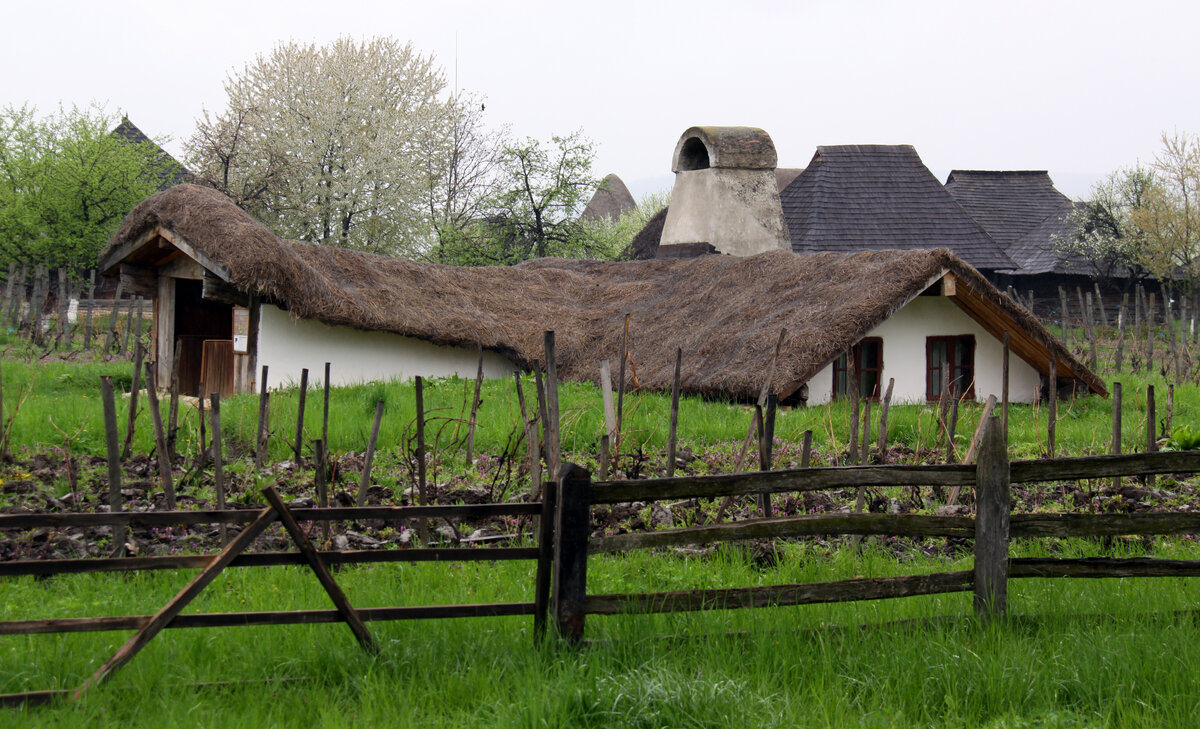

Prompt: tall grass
[5,540,1200,726]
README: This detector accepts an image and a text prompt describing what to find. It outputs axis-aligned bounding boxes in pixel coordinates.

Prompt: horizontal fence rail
[0,502,543,530]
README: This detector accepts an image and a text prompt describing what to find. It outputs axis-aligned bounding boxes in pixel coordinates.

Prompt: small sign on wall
[232,307,249,353]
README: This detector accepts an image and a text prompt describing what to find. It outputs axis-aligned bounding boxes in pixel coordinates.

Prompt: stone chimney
[659,126,790,257]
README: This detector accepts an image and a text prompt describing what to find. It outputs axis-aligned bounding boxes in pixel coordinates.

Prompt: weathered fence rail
[8,417,1200,705]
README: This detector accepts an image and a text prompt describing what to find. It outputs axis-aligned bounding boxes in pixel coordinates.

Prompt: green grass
[5,325,1200,725]
[5,540,1200,726]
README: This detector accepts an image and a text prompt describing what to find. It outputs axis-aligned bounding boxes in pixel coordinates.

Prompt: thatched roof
[581,173,637,222]
[110,117,193,190]
[944,170,1089,276]
[101,184,1105,399]
[781,146,1014,271]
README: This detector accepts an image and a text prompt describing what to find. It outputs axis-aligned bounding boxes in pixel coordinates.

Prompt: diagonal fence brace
[73,504,279,701]
[262,485,379,654]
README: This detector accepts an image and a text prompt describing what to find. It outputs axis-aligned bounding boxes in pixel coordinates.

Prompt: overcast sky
[4,0,1198,200]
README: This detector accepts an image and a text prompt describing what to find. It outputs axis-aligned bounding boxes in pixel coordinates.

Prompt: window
[927,336,975,400]
[834,338,883,400]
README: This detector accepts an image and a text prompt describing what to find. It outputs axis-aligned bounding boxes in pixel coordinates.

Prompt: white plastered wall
[804,296,1042,405]
[256,304,516,388]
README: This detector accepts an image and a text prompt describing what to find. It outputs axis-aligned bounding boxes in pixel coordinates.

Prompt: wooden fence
[7,416,1200,704]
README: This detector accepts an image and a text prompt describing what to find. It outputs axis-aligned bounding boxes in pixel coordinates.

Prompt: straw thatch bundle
[104,184,1103,399]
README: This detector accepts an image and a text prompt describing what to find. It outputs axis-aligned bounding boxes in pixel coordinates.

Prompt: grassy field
[4,326,1200,726]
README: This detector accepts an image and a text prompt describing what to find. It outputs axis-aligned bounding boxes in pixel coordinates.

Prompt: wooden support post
[667,348,682,478]
[100,377,127,557]
[465,345,484,465]
[860,399,871,464]
[544,332,562,481]
[293,367,308,463]
[143,362,176,510]
[314,439,328,509]
[848,354,860,465]
[415,376,430,544]
[1085,292,1098,370]
[55,268,68,350]
[255,365,270,469]
[1112,382,1123,491]
[945,394,960,463]
[1147,293,1156,373]
[799,429,814,469]
[1146,384,1157,489]
[551,463,591,644]
[1047,357,1057,458]
[322,362,331,449]
[616,313,630,451]
[1001,331,1010,433]
[599,359,617,446]
[1167,383,1175,437]
[210,392,227,545]
[356,401,385,506]
[120,295,135,356]
[121,339,144,460]
[83,270,95,350]
[973,416,1010,622]
[533,480,558,641]
[262,485,378,653]
[133,296,144,356]
[534,368,551,470]
[876,377,894,456]
[167,340,180,465]
[1115,294,1127,373]
[1093,282,1108,327]
[72,505,279,701]
[1058,286,1069,347]
[758,393,778,517]
[599,434,610,481]
[314,438,329,544]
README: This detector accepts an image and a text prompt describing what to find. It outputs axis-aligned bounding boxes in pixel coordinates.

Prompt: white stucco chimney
[659,126,790,257]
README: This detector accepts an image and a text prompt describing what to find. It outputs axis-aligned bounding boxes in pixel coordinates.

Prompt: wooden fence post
[533,479,558,641]
[465,345,484,465]
[876,378,894,456]
[973,416,1009,622]
[1112,382,1122,491]
[100,376,127,557]
[293,367,309,463]
[356,400,385,506]
[1047,357,1057,458]
[551,462,591,644]
[121,339,144,460]
[667,347,681,478]
[255,365,270,469]
[544,332,562,481]
[616,313,630,451]
[143,362,176,510]
[322,362,331,449]
[210,392,227,545]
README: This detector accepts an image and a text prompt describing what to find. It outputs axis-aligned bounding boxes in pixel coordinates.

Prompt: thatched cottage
[99,184,1102,404]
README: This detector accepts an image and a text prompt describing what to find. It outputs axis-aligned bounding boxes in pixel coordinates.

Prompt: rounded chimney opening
[677,137,711,171]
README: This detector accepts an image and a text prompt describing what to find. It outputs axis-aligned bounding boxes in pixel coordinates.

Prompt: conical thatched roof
[580,173,636,222]
[101,184,1104,399]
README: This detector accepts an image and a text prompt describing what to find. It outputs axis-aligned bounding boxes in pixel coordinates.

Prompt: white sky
[3,0,1198,200]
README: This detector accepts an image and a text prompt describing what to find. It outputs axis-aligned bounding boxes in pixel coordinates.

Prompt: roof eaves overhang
[98,225,233,283]
[943,271,1107,397]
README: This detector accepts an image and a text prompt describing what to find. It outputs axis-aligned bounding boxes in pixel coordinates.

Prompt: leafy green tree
[0,104,170,273]
[1056,166,1154,285]
[1132,132,1200,290]
[431,131,611,265]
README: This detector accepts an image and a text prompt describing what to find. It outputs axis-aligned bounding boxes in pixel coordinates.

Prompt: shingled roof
[110,117,193,190]
[100,184,1105,399]
[944,170,1090,276]
[780,146,1013,271]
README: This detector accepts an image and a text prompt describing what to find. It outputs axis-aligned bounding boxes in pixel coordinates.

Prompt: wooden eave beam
[201,273,250,307]
[945,275,1096,392]
[156,228,233,282]
[97,225,164,275]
